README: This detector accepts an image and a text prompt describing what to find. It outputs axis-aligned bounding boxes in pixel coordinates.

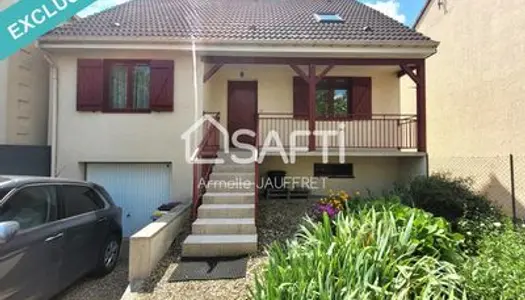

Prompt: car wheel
[93,234,121,277]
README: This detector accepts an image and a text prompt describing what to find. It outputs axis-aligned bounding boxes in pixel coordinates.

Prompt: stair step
[182,234,258,257]
[206,181,256,193]
[203,192,255,204]
[217,151,258,162]
[198,204,255,218]
[217,150,255,157]
[213,164,255,173]
[193,218,256,234]
[209,172,255,182]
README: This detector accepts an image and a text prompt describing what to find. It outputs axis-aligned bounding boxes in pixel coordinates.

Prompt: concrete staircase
[182,152,258,257]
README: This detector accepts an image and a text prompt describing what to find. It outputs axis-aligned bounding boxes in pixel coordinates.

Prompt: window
[314,163,354,178]
[61,185,105,218]
[314,13,344,23]
[293,76,371,120]
[0,186,58,230]
[77,59,174,112]
[316,78,352,118]
[93,184,113,204]
[107,61,151,111]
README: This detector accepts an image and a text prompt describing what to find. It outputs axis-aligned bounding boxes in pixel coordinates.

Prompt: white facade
[51,49,204,202]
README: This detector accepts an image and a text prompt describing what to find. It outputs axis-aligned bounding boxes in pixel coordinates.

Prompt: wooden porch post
[416,61,427,152]
[308,64,316,151]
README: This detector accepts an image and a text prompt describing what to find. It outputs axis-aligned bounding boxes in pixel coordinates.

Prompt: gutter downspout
[35,41,59,177]
[191,36,200,149]
[191,36,199,123]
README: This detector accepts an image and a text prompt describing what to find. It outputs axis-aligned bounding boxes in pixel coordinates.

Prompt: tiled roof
[43,0,436,46]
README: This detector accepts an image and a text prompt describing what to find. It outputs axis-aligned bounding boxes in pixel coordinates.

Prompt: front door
[228,81,258,146]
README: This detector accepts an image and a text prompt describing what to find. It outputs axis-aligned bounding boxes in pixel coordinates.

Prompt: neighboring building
[0,0,51,176]
[0,47,49,146]
[39,0,437,254]
[0,0,78,147]
[0,0,50,146]
[402,0,525,217]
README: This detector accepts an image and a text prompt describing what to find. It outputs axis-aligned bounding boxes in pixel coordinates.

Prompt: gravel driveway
[132,198,317,300]
[53,240,130,300]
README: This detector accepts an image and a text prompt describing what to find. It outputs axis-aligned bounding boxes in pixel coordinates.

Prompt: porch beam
[416,61,427,152]
[399,64,420,84]
[203,63,223,83]
[397,65,416,77]
[289,64,308,82]
[308,64,317,151]
[315,64,334,84]
[202,56,422,66]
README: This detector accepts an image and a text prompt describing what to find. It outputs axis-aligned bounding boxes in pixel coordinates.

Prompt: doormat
[169,256,248,282]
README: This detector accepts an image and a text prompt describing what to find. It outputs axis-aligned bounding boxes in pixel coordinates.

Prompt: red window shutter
[351,77,372,120]
[77,59,104,112]
[293,77,308,119]
[150,60,174,112]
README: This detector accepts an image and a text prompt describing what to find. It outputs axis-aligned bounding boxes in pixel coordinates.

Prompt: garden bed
[257,198,318,252]
[253,175,525,299]
[132,197,317,300]
[131,175,525,300]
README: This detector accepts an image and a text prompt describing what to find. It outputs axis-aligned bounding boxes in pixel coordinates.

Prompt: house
[0,0,51,176]
[401,0,525,217]
[38,0,438,255]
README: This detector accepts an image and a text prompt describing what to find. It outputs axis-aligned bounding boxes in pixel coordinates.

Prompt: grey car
[0,176,123,300]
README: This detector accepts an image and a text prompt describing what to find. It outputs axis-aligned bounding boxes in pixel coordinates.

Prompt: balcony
[257,113,418,150]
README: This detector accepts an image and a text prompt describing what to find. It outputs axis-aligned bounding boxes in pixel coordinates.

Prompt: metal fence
[0,145,51,176]
[430,154,525,221]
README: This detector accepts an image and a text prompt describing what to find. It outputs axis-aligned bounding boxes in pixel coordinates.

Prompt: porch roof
[42,0,437,48]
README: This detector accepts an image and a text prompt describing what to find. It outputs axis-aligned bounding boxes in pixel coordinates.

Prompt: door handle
[97,217,108,223]
[45,233,64,243]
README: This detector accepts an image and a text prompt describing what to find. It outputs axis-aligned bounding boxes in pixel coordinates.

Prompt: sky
[78,0,426,27]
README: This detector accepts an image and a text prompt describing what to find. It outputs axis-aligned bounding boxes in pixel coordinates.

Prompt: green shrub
[394,174,502,225]
[456,213,503,255]
[462,220,525,299]
[251,205,465,300]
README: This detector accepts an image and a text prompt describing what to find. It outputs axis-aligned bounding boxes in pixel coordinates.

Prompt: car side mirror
[0,221,20,244]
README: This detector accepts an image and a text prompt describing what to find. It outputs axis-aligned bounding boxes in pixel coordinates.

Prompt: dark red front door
[227,81,258,146]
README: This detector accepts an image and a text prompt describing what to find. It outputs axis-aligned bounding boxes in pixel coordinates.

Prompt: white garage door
[86,163,172,237]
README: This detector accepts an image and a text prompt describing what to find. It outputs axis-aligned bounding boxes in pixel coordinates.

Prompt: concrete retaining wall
[128,203,190,285]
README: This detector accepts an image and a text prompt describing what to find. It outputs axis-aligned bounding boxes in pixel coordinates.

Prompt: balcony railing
[258,113,418,150]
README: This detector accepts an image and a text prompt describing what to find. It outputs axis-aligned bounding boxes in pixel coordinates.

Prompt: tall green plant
[344,197,465,263]
[251,206,465,300]
[462,220,525,299]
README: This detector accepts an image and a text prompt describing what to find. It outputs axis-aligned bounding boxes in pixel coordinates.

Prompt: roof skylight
[314,13,344,23]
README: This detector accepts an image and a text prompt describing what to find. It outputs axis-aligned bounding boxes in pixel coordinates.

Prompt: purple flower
[316,203,339,219]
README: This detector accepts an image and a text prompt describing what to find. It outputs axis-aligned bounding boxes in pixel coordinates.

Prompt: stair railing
[191,112,221,219]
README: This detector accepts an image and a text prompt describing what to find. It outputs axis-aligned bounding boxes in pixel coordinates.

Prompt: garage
[86,163,172,237]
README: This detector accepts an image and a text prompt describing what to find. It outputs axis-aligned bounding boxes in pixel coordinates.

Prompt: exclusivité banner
[0,0,97,60]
